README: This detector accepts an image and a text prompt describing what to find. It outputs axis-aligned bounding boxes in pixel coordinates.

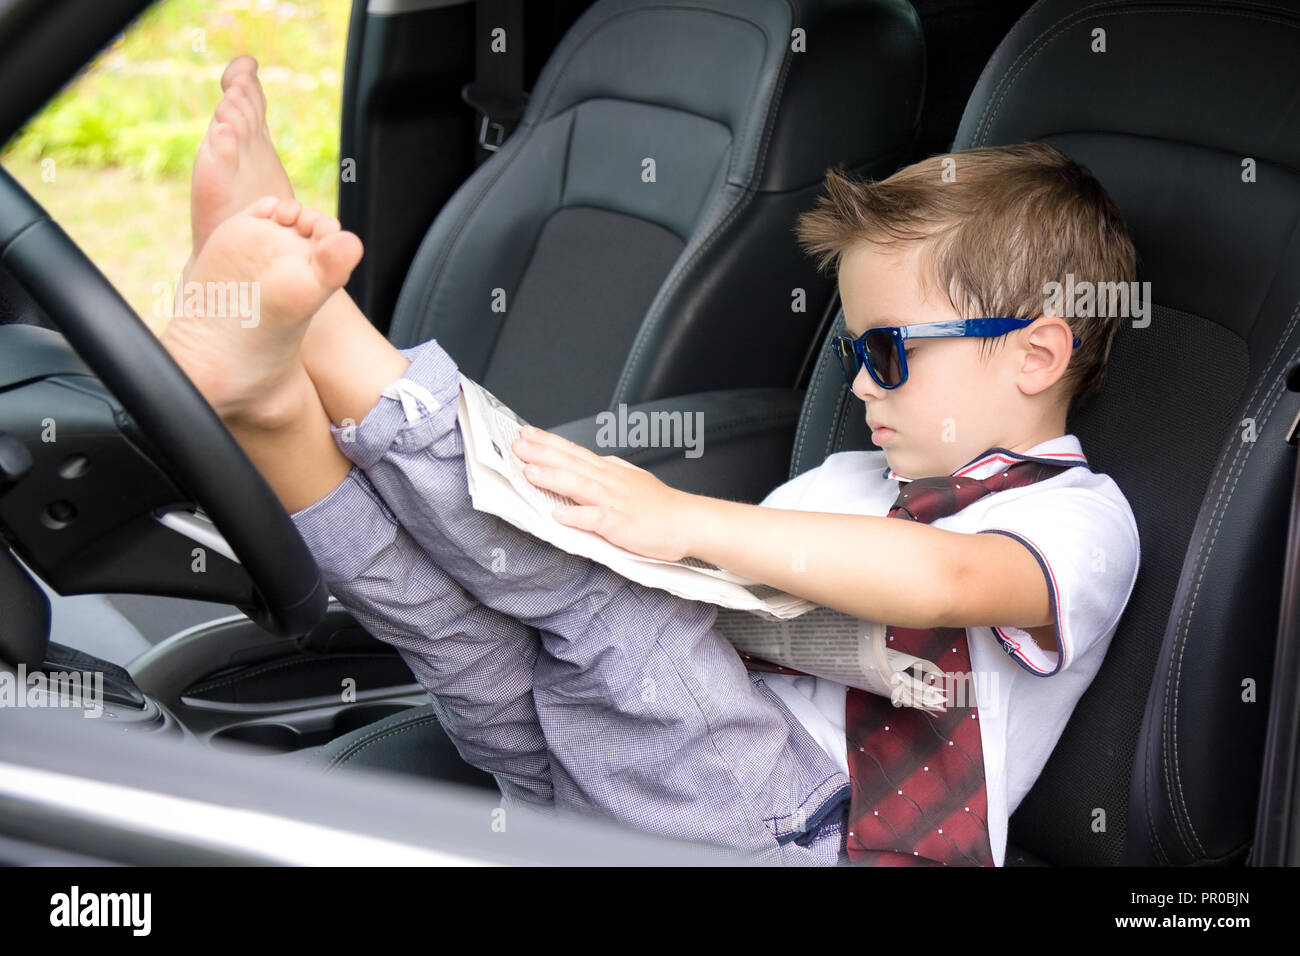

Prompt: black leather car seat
[385,0,925,429]
[300,0,1300,869]
[282,698,497,791]
[789,0,1300,866]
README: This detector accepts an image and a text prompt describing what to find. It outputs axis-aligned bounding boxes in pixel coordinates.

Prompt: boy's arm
[684,497,1054,637]
[510,425,1055,641]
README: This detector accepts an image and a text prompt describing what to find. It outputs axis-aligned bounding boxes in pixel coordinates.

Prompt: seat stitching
[1143,727,1172,864]
[406,122,536,349]
[791,313,837,479]
[533,4,773,149]
[975,4,1300,146]
[973,0,1118,145]
[1169,289,1300,856]
[186,653,395,695]
[611,8,793,406]
[408,2,782,381]
[1168,325,1300,856]
[456,2,776,379]
[973,0,1300,865]
[790,343,823,477]
[324,713,445,770]
[828,385,851,461]
[1152,297,1300,862]
[398,1,665,343]
[1154,351,1248,861]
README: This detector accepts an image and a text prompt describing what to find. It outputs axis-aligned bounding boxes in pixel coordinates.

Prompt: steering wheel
[0,165,328,638]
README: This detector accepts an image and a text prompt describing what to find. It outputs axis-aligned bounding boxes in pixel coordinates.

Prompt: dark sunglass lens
[863,329,900,386]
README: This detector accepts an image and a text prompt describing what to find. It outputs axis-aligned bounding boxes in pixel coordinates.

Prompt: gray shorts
[288,338,851,865]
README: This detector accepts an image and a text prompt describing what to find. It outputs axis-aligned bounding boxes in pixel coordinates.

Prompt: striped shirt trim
[972,527,1066,677]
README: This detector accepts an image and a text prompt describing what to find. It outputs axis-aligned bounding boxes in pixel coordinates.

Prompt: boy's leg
[298,310,852,864]
[173,56,556,807]
[287,462,553,806]
[162,197,553,806]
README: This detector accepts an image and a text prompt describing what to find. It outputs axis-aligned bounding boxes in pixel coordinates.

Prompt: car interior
[1,0,1299,866]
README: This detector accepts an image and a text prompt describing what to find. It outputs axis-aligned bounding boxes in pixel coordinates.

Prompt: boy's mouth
[867,418,896,443]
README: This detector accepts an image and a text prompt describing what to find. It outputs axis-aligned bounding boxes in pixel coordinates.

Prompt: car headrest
[518,0,923,192]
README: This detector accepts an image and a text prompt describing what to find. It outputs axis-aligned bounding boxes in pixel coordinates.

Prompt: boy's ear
[1018,315,1074,392]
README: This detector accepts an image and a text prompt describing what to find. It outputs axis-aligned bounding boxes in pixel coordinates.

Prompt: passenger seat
[387,0,925,429]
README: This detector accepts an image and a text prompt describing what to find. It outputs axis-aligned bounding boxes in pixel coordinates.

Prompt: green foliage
[0,0,353,331]
[2,0,350,202]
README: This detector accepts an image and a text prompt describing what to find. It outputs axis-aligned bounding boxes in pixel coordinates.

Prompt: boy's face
[837,240,1071,480]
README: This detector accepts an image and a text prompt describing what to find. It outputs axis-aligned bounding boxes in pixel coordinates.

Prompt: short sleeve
[972,486,1140,677]
[758,464,821,510]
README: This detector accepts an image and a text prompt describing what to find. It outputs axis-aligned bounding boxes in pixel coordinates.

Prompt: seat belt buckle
[477,114,506,152]
[461,82,527,154]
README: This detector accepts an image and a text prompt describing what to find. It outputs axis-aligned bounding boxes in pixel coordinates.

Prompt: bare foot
[162,196,363,428]
[177,53,392,433]
[184,56,295,283]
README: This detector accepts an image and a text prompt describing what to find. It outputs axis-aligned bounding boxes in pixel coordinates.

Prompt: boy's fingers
[603,455,639,470]
[553,504,601,530]
[517,438,603,481]
[525,462,609,504]
[523,424,571,446]
[524,426,611,467]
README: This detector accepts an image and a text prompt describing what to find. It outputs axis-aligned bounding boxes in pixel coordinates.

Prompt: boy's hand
[511,424,696,561]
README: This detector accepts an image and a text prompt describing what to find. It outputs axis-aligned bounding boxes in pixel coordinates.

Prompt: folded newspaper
[455,374,950,712]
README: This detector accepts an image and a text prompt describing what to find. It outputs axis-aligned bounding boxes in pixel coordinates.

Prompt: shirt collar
[883,434,1088,483]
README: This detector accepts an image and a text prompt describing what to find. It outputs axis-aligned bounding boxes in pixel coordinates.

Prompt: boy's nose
[852,365,883,402]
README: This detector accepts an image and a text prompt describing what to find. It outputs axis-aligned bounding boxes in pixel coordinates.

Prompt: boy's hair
[793,142,1137,417]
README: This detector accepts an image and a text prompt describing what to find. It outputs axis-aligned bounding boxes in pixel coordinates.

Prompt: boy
[163,56,1140,866]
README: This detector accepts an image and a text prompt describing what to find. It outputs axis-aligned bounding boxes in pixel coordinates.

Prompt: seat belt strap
[462,0,528,167]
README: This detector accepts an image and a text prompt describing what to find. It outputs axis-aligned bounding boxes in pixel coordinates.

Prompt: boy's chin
[883,447,936,482]
[882,449,912,477]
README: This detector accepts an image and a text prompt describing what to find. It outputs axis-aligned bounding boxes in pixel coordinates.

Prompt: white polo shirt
[753,434,1140,866]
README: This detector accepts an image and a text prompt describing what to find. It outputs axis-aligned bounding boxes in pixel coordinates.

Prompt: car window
[0,0,349,337]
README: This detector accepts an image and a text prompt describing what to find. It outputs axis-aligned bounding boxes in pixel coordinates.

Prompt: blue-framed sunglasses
[831,317,1082,390]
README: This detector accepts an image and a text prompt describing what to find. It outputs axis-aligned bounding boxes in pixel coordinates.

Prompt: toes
[203,120,238,163]
[220,55,258,91]
[294,207,322,237]
[310,213,342,240]
[270,198,302,225]
[214,97,245,138]
[232,70,268,122]
[225,85,257,140]
[246,195,281,218]
[310,230,364,288]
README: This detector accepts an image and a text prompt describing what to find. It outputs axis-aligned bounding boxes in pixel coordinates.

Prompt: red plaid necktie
[843,457,1075,866]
